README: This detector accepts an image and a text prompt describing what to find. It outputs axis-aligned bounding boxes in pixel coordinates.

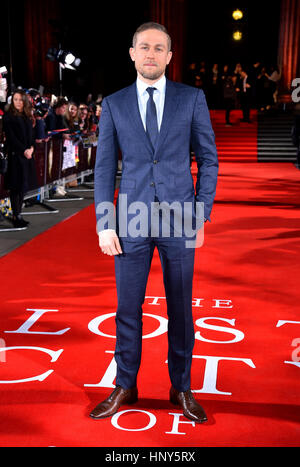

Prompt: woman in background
[78,104,89,134]
[65,101,80,133]
[3,90,37,228]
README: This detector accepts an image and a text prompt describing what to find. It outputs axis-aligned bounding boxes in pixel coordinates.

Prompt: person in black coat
[222,74,237,126]
[2,90,38,228]
[45,97,68,136]
[236,70,253,123]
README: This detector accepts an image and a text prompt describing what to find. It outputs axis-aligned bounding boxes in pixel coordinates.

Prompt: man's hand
[99,230,123,256]
[195,224,205,248]
[24,147,34,159]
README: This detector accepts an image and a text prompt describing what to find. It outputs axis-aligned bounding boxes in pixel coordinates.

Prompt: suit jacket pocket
[174,176,194,193]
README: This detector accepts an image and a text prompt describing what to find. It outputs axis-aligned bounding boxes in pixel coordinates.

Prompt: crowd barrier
[0,136,97,204]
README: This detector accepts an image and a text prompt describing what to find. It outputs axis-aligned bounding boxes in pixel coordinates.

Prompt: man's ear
[129,47,135,62]
[167,51,173,65]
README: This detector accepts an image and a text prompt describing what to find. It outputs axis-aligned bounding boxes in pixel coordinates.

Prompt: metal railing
[0,137,97,231]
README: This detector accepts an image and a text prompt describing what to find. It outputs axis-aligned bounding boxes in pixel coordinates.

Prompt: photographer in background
[34,97,51,142]
[0,109,6,179]
[0,66,8,112]
[2,90,38,228]
[0,67,7,180]
[45,97,68,136]
[27,89,50,142]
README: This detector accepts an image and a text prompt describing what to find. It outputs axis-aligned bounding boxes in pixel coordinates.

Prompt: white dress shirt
[136,74,166,131]
[99,75,167,239]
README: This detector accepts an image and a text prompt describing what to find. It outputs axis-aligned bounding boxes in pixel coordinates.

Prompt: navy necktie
[146,87,159,148]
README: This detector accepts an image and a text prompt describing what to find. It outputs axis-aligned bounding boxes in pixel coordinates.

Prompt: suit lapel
[125,83,153,154]
[155,79,180,154]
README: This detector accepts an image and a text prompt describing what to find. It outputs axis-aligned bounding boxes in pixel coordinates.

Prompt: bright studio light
[233,30,243,41]
[46,48,81,69]
[232,9,243,20]
[65,53,75,65]
[65,53,81,68]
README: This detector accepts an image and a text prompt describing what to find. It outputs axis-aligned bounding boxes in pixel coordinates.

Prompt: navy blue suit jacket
[94,79,218,240]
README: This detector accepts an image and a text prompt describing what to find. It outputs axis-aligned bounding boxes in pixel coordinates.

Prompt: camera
[26,89,50,118]
[34,97,50,118]
[0,142,6,154]
[0,66,8,76]
[0,66,8,103]
[0,142,8,175]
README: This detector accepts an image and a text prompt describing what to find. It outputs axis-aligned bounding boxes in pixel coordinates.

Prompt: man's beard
[139,66,163,81]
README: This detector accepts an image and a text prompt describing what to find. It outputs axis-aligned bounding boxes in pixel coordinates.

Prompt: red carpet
[211,110,258,162]
[0,161,300,447]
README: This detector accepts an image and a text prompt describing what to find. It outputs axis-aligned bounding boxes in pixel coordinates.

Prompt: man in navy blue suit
[90,22,218,423]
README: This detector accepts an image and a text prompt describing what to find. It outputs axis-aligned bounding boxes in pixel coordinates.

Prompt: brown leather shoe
[89,386,138,420]
[170,387,208,423]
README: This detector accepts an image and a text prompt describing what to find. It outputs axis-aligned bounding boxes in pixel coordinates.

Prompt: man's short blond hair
[132,22,172,52]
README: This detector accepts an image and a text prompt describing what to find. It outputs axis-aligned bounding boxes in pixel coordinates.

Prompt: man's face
[56,105,67,116]
[129,29,172,83]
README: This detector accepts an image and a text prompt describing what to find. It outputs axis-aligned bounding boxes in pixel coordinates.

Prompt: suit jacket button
[153,160,158,164]
[150,182,155,187]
